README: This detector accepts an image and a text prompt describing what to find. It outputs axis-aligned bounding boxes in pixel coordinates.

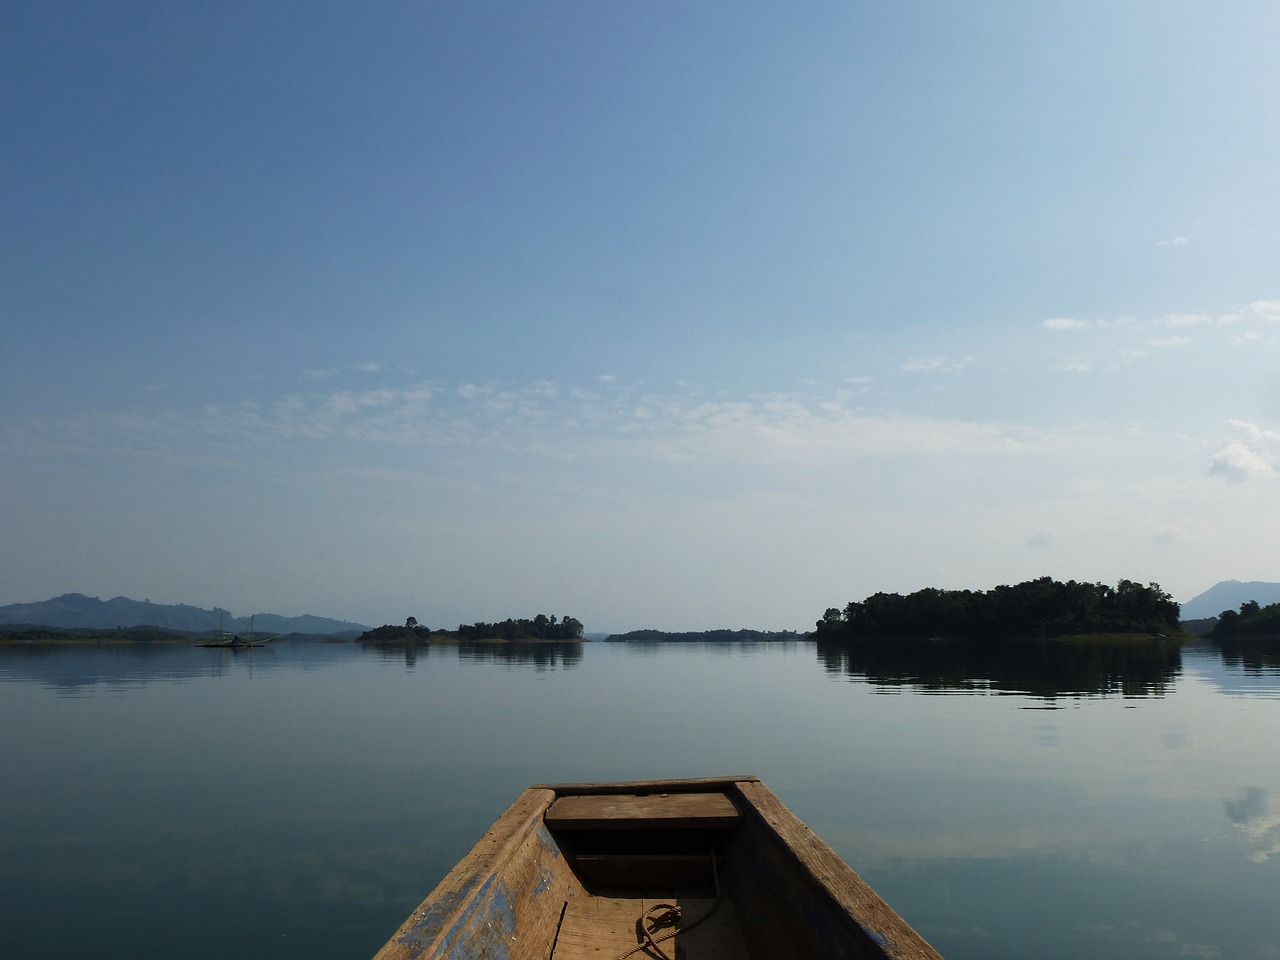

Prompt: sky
[3,1,1279,633]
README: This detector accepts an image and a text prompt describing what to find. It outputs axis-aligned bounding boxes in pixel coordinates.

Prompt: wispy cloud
[1155,313,1214,328]
[1043,317,1089,331]
[1251,300,1280,323]
[1156,235,1190,247]
[6,373,1114,475]
[900,355,973,374]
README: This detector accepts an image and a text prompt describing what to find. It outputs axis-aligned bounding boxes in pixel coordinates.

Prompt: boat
[196,633,272,648]
[371,776,943,960]
[197,614,278,648]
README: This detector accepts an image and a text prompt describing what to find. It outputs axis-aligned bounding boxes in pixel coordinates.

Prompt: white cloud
[1205,422,1280,483]
[1250,300,1280,323]
[1209,441,1277,482]
[1156,235,1189,247]
[901,355,973,374]
[1043,317,1088,331]
[1226,418,1280,442]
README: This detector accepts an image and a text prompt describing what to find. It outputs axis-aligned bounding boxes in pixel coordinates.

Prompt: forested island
[358,614,585,645]
[813,577,1182,642]
[1211,601,1280,639]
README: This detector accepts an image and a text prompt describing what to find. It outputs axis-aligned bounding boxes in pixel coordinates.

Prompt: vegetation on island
[0,624,197,644]
[604,629,803,642]
[358,614,585,645]
[1211,601,1280,639]
[813,577,1182,642]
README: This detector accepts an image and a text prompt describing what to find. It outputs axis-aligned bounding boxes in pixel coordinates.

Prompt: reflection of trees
[815,637,1183,701]
[455,641,583,669]
[365,642,431,669]
[1212,637,1280,673]
[357,640,586,670]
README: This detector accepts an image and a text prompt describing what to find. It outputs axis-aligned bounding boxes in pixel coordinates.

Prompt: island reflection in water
[2,638,1280,960]
[816,635,1184,703]
[362,639,584,670]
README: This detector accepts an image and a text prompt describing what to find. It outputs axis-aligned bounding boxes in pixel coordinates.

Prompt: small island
[813,577,1183,643]
[358,614,585,645]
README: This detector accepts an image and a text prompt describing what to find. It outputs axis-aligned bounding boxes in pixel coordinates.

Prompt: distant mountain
[1181,581,1280,620]
[0,593,367,635]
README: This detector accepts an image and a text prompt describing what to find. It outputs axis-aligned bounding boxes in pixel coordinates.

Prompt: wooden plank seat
[372,778,944,960]
[544,791,742,831]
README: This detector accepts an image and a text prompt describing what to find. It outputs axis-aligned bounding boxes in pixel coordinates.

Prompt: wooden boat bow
[372,776,942,960]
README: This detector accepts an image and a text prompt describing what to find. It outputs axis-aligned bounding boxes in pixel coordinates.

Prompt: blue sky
[3,1,1278,631]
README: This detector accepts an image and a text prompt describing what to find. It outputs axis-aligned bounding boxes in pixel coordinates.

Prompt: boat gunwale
[371,776,943,960]
[532,774,760,795]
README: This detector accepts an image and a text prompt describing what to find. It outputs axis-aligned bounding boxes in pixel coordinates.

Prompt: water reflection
[815,637,1183,703]
[1225,787,1280,862]
[0,642,282,693]
[1186,639,1280,699]
[1212,637,1280,673]
[4,640,1280,960]
[456,640,582,669]
[361,640,583,670]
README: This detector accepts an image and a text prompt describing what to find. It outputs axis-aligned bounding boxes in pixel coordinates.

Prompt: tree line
[455,614,584,641]
[813,577,1181,642]
[360,614,585,644]
[1211,601,1280,638]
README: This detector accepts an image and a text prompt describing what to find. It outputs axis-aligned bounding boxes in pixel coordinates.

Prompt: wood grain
[546,792,742,830]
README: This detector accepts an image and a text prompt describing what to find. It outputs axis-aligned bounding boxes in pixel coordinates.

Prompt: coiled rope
[614,852,721,960]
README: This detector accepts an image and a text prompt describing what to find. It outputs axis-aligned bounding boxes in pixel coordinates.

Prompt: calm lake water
[2,639,1279,960]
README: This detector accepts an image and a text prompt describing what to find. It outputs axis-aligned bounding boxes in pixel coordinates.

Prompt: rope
[614,852,721,960]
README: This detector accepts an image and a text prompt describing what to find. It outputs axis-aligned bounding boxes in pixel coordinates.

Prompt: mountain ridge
[1180,580,1280,620]
[0,593,367,635]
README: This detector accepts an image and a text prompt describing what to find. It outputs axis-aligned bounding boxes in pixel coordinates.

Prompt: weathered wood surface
[546,791,741,830]
[372,777,943,960]
[371,787,577,960]
[549,894,750,960]
[727,779,943,960]
[534,775,759,795]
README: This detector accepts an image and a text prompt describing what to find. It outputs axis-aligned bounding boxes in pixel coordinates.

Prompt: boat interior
[542,786,752,959]
[373,777,940,960]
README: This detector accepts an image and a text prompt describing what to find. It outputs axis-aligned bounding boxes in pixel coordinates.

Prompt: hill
[0,593,367,635]
[1180,581,1280,620]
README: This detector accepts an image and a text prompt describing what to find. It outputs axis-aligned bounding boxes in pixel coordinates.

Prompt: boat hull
[372,776,942,960]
